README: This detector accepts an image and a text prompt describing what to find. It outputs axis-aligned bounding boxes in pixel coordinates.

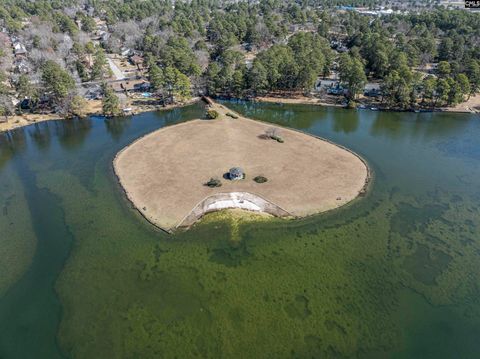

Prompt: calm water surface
[0,101,479,358]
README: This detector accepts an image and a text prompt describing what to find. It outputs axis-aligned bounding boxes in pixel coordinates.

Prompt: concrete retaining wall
[177,192,291,229]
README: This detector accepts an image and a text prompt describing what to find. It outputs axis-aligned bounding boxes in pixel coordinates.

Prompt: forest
[0,0,479,117]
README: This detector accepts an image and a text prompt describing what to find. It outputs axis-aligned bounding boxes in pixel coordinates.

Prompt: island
[114,100,370,232]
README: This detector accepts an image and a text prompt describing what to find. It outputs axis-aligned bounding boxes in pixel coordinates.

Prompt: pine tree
[101,84,121,117]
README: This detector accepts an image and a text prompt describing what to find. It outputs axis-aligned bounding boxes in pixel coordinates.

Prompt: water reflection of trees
[104,116,131,141]
[223,101,326,130]
[369,111,470,140]
[0,128,28,170]
[163,103,206,126]
[28,123,52,152]
[54,118,92,150]
[332,113,359,134]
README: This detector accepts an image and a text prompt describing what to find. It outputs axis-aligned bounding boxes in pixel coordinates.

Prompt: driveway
[107,57,125,80]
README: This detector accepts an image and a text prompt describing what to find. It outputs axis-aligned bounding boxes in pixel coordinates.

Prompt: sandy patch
[443,93,480,113]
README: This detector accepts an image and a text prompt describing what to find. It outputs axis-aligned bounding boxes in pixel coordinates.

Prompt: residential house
[13,42,27,58]
[121,47,133,57]
[129,55,144,67]
[111,80,151,93]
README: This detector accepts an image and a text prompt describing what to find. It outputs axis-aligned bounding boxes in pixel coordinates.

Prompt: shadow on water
[103,116,132,141]
[28,123,52,152]
[54,118,92,151]
[369,111,470,140]
[0,129,28,170]
[0,157,72,359]
[332,113,359,133]
[221,100,327,129]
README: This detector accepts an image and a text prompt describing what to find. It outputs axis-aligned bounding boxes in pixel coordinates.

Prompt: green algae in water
[0,103,480,358]
[0,163,36,297]
[0,129,38,297]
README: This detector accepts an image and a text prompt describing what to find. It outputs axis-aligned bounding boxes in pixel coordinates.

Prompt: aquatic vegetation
[0,167,36,296]
[0,102,479,358]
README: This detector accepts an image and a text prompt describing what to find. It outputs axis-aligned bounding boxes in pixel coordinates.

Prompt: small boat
[370,107,378,111]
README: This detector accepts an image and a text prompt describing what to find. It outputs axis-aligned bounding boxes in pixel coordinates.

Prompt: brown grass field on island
[114,101,370,232]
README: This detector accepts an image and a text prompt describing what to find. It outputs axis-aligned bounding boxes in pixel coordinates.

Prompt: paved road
[107,57,125,80]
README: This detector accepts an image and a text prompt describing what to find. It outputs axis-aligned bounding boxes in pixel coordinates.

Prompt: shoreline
[254,95,480,114]
[0,97,201,134]
[3,91,476,135]
[1,93,477,135]
[255,95,344,108]
[113,100,371,232]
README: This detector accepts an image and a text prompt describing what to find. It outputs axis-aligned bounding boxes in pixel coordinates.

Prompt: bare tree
[30,48,63,68]
[253,20,272,49]
[195,50,210,72]
[105,37,122,54]
[0,37,13,73]
[56,91,87,118]
[265,127,281,139]
[76,31,91,46]
[63,7,79,18]
[22,21,54,51]
[0,95,15,122]
[55,34,74,61]
[110,21,143,50]
[140,16,159,31]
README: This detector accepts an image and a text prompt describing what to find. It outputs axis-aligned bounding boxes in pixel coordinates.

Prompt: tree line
[0,0,479,118]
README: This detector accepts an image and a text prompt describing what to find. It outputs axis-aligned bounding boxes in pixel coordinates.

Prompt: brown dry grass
[114,102,369,231]
[257,95,343,108]
[443,93,480,113]
[0,100,103,133]
[0,113,59,132]
[0,99,200,133]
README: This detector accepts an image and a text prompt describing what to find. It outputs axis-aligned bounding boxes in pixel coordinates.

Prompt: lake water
[0,102,479,358]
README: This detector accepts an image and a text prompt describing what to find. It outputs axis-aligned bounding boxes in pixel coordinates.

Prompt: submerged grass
[1,103,480,358]
[0,165,36,297]
[41,156,480,358]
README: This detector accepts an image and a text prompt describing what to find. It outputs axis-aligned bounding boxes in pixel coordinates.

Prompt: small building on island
[229,167,244,180]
